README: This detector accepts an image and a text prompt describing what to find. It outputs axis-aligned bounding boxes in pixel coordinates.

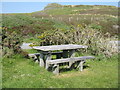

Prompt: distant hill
[33,3,118,16]
[2,3,119,36]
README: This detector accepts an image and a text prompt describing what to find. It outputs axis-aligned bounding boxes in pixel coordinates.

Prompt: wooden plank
[47,56,95,64]
[33,44,88,51]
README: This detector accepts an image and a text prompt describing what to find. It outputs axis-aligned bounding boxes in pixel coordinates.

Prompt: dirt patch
[52,69,89,78]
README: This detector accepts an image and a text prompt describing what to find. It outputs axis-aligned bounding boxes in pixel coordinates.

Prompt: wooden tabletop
[32,44,88,51]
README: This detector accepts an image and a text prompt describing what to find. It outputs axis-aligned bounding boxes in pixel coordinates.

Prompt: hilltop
[33,3,118,16]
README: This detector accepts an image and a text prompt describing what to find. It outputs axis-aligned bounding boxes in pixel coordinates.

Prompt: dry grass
[53,69,89,78]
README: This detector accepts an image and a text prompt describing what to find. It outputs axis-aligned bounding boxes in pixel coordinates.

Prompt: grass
[2,54,118,88]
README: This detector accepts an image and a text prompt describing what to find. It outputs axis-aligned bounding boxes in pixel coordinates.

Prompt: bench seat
[47,56,95,64]
[46,56,95,74]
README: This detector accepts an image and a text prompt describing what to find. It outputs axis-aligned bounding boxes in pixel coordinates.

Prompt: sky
[2,2,119,13]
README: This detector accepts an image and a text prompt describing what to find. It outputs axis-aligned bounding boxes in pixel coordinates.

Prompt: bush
[37,25,118,58]
[2,28,23,58]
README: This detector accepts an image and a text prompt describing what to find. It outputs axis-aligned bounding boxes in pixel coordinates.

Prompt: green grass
[2,54,118,88]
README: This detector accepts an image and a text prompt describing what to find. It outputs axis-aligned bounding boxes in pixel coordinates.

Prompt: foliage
[2,28,23,57]
[37,25,118,57]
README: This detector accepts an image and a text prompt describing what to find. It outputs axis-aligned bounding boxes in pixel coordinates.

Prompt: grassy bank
[2,54,118,88]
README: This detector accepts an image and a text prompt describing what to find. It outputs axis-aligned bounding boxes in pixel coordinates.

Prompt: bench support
[47,56,94,74]
[77,60,85,71]
[53,64,59,75]
[80,60,84,71]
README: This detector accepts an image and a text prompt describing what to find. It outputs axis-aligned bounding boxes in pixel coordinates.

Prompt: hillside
[34,3,118,16]
[2,3,119,56]
[2,3,118,37]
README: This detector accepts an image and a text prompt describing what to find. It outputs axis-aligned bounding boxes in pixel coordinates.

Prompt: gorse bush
[38,25,118,57]
[2,28,23,57]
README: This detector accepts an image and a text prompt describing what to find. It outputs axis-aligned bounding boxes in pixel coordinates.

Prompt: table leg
[69,49,75,57]
[45,53,52,70]
[39,53,44,67]
[68,49,75,68]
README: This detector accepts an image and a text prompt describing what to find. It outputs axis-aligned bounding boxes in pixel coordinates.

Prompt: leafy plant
[2,28,23,58]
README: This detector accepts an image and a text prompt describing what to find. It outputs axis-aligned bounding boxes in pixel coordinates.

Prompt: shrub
[2,28,23,58]
[37,25,118,58]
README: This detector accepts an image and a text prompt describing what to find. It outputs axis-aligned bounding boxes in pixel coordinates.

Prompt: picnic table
[32,44,94,74]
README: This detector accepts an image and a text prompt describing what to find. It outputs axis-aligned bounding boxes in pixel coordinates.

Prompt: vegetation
[37,25,118,57]
[2,28,23,58]
[2,3,119,88]
[2,54,118,88]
